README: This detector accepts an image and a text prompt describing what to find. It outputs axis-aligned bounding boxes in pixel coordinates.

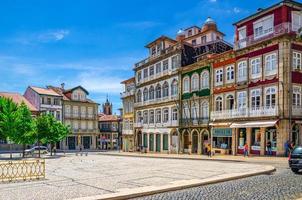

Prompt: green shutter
[163,134,168,150]
[143,134,148,147]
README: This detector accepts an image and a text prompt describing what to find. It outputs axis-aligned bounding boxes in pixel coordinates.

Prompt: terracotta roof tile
[0,92,38,112]
[30,86,62,97]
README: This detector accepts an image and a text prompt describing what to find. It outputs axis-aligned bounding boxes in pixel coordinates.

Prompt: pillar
[92,135,96,150]
[197,132,202,155]
[260,127,266,156]
[168,133,171,154]
[277,119,290,156]
[232,128,237,156]
[160,134,163,152]
[147,133,149,152]
[246,128,252,154]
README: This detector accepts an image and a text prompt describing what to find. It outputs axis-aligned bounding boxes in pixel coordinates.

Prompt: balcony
[292,106,302,116]
[134,122,142,128]
[121,90,135,98]
[134,95,179,108]
[139,120,179,129]
[64,113,96,120]
[235,22,293,50]
[180,118,209,126]
[211,106,278,120]
[138,69,178,86]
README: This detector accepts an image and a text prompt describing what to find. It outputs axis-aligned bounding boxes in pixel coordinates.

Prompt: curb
[71,166,276,200]
[97,153,245,163]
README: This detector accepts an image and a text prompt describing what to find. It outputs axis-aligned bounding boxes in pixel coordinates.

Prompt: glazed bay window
[293,86,301,107]
[183,76,190,93]
[143,111,148,124]
[293,51,302,70]
[163,60,169,71]
[251,89,261,110]
[149,86,155,100]
[171,55,180,69]
[215,69,223,86]
[265,53,277,76]
[265,87,276,108]
[237,61,247,82]
[253,15,273,39]
[191,73,199,91]
[201,71,209,89]
[292,11,302,31]
[162,82,169,97]
[156,109,161,123]
[237,91,247,109]
[250,57,261,79]
[172,108,178,121]
[226,65,234,83]
[149,65,154,76]
[163,108,169,123]
[156,63,161,74]
[171,80,178,96]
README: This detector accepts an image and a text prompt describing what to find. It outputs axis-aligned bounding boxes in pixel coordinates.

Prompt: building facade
[49,85,99,150]
[121,77,135,152]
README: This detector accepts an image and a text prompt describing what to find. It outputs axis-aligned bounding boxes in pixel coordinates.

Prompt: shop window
[251,128,261,154]
[238,128,247,153]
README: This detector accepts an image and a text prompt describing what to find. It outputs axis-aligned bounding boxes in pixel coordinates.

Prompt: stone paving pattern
[0,153,268,200]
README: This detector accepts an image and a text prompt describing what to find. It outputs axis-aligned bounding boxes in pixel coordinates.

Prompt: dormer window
[188,29,192,37]
[151,47,156,56]
[253,15,274,39]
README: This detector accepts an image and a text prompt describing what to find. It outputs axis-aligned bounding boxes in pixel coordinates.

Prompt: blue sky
[0,0,290,113]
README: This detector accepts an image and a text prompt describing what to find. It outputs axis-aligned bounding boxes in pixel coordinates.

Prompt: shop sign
[213,128,232,137]
[251,146,261,151]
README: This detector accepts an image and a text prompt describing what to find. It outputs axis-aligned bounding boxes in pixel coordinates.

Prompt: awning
[230,120,278,128]
[209,122,232,126]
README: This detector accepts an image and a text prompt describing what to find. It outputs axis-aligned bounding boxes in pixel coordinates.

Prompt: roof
[64,86,89,95]
[184,25,201,31]
[233,0,302,26]
[145,35,177,48]
[121,77,135,84]
[0,92,38,112]
[29,86,62,97]
[98,113,121,122]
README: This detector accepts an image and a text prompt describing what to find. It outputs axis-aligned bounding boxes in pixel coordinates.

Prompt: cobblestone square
[0,153,271,200]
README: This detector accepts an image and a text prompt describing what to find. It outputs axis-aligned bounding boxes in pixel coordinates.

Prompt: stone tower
[102,96,112,115]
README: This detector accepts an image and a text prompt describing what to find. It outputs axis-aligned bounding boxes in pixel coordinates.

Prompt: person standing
[243,143,249,157]
[207,143,212,157]
[267,140,272,156]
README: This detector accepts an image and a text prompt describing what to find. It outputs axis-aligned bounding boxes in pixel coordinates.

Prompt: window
[149,86,155,100]
[293,86,301,107]
[171,79,178,96]
[192,39,197,46]
[56,112,60,120]
[253,15,273,39]
[163,60,169,71]
[188,29,192,36]
[191,102,198,120]
[201,36,206,44]
[47,98,51,105]
[73,106,79,116]
[293,52,302,70]
[150,66,154,76]
[265,87,276,108]
[250,57,261,78]
[136,90,142,102]
[163,82,169,97]
[237,61,247,82]
[238,27,247,48]
[201,101,209,119]
[137,111,142,123]
[41,97,45,104]
[156,109,161,123]
[156,63,161,74]
[292,11,302,31]
[156,84,162,99]
[54,98,60,105]
[215,96,223,111]
[191,73,199,91]
[226,95,234,110]
[226,65,234,82]
[237,91,247,109]
[163,109,169,123]
[183,102,190,119]
[172,108,178,121]
[201,71,209,89]
[172,55,180,69]
[251,89,261,109]
[143,88,148,101]
[265,53,277,75]
[143,68,148,78]
[143,111,148,124]
[215,69,223,86]
[137,71,142,82]
[183,76,190,93]
[149,110,155,124]
[151,47,156,56]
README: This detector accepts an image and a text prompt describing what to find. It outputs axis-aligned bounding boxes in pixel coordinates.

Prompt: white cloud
[209,0,217,2]
[38,29,70,42]
[233,7,241,14]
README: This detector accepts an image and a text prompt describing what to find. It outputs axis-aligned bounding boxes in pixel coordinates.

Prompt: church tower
[102,96,112,115]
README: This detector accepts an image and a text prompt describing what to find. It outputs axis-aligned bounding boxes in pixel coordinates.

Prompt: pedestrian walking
[267,140,272,156]
[243,143,249,157]
[207,143,212,157]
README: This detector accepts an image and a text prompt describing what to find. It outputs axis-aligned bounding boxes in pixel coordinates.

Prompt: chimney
[61,83,65,89]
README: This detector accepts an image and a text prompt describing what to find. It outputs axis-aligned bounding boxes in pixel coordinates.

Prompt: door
[192,132,198,154]
[149,134,154,151]
[83,136,91,149]
[156,134,161,152]
[68,137,76,150]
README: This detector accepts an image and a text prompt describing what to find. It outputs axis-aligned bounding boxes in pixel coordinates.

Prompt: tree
[0,98,19,159]
[35,114,51,158]
[13,102,35,157]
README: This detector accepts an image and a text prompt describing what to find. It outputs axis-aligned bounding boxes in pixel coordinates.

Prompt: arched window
[201,71,209,89]
[163,81,169,97]
[149,86,154,100]
[172,108,178,121]
[226,95,234,110]
[226,65,234,82]
[183,76,190,93]
[143,88,148,101]
[191,73,199,91]
[171,79,178,96]
[237,61,247,82]
[143,111,148,124]
[163,108,169,123]
[265,87,276,108]
[251,89,261,109]
[183,102,190,119]
[149,110,154,124]
[215,96,223,111]
[136,90,142,102]
[191,102,198,120]
[137,111,142,123]
[156,84,162,99]
[201,101,209,119]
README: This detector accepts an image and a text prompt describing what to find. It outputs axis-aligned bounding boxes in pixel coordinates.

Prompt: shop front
[211,128,232,155]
